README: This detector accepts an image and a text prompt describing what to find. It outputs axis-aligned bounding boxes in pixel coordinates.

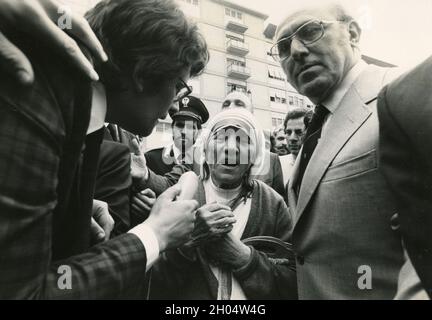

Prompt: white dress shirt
[88,82,160,271]
[321,59,368,137]
[279,154,296,185]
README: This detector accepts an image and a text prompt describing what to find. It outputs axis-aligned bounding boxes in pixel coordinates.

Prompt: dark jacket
[0,37,147,298]
[378,56,432,298]
[95,140,132,236]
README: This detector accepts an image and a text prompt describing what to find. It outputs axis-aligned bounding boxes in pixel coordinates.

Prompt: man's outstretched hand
[0,0,107,85]
[139,185,198,252]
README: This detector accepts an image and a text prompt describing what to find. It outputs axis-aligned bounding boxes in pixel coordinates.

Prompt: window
[227,82,247,93]
[180,0,199,5]
[268,66,286,82]
[226,34,244,42]
[289,96,294,105]
[225,8,242,21]
[270,89,287,104]
[155,122,171,133]
[272,117,284,128]
[227,58,245,67]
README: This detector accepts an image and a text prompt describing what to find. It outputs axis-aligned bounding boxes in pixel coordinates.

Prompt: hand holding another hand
[186,203,236,247]
[144,185,198,252]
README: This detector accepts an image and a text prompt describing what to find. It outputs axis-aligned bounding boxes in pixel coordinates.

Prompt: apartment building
[146,0,313,148]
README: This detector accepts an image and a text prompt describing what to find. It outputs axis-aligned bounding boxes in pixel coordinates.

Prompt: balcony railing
[225,19,248,33]
[226,39,249,56]
[227,64,251,80]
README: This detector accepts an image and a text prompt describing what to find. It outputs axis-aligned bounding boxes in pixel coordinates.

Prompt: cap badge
[182,97,190,107]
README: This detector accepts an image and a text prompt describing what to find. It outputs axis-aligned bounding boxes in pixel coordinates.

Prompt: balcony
[225,19,248,34]
[226,39,249,56]
[227,64,250,80]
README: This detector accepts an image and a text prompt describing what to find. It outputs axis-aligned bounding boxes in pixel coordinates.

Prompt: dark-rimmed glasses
[270,20,343,63]
[173,78,192,103]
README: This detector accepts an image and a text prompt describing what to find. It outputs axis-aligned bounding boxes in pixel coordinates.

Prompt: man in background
[271,126,290,156]
[145,96,209,175]
[280,107,312,184]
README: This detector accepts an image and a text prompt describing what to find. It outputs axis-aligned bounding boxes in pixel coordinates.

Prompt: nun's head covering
[198,107,267,179]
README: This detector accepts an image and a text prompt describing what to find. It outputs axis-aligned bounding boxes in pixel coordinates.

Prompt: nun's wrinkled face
[206,126,255,188]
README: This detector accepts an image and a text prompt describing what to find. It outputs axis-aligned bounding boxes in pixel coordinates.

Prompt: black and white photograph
[0,0,431,304]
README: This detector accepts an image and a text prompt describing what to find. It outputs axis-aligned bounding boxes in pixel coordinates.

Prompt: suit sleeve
[0,100,148,299]
[147,247,198,299]
[95,141,132,236]
[272,155,286,197]
[137,164,192,196]
[234,198,297,299]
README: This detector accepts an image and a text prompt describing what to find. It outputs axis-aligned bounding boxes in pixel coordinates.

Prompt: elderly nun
[149,108,297,300]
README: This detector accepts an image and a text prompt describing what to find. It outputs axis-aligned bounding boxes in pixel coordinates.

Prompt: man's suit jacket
[287,64,405,299]
[105,123,138,152]
[0,38,147,298]
[95,140,132,236]
[378,56,432,298]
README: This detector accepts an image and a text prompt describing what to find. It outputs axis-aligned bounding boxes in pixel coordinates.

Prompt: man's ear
[348,20,362,47]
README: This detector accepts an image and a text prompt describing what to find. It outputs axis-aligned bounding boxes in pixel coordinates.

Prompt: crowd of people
[0,0,430,300]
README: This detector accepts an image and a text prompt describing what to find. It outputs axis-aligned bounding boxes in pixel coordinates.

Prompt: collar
[87,82,107,135]
[207,177,243,202]
[322,59,368,114]
[172,144,182,162]
[162,143,185,164]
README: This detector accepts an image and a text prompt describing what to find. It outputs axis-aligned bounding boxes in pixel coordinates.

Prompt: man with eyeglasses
[273,3,405,299]
[0,0,209,299]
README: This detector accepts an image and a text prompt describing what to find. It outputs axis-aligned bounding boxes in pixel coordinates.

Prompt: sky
[234,0,432,69]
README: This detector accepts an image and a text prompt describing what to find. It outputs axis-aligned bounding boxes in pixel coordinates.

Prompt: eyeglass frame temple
[271,19,342,62]
[173,78,192,102]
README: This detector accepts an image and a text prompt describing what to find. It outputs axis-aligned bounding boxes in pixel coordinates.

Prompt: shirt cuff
[128,223,160,271]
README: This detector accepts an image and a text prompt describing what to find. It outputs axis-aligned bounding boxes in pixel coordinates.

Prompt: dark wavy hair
[283,107,313,130]
[85,0,209,92]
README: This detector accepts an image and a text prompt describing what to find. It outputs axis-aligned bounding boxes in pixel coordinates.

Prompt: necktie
[107,123,120,142]
[178,141,186,165]
[296,104,330,193]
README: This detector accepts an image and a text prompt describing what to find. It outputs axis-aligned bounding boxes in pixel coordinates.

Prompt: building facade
[146,0,313,149]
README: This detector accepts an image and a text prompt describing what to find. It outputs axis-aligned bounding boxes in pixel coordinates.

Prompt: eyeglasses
[173,78,192,103]
[270,20,342,63]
